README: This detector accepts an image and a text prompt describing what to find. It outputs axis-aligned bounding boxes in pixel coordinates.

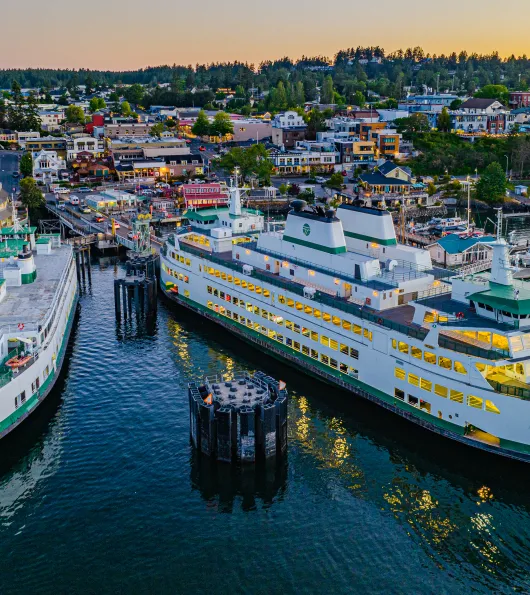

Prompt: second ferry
[160,182,530,462]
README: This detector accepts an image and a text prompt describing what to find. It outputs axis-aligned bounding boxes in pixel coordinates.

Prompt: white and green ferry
[160,184,530,462]
[0,220,78,438]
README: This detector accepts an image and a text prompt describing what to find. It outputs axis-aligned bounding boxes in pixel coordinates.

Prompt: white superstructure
[160,192,530,462]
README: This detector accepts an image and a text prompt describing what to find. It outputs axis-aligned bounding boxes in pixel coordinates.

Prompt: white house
[32,150,67,184]
[272,111,305,129]
[66,136,105,160]
[450,98,513,134]
[38,111,65,131]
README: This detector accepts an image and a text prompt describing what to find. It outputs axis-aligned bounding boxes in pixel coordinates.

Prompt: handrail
[438,335,509,361]
[488,380,530,401]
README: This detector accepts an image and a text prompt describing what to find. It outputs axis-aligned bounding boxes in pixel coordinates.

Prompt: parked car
[81,207,91,214]
[77,187,91,193]
[315,176,327,184]
[199,146,206,151]
[108,220,120,230]
[94,215,105,223]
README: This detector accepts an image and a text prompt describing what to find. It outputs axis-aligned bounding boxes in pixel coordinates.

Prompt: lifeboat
[5,355,32,369]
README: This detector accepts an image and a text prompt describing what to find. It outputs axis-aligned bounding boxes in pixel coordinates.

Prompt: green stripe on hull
[344,230,397,246]
[283,235,347,254]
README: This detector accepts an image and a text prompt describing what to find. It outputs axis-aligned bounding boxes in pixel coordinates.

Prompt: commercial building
[428,235,495,267]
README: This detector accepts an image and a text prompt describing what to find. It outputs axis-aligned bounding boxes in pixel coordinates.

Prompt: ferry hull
[162,287,530,464]
[0,292,79,441]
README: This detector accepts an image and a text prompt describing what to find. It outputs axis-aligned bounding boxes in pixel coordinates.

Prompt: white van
[70,195,80,206]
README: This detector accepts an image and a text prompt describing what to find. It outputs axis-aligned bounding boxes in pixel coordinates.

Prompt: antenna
[495,207,503,242]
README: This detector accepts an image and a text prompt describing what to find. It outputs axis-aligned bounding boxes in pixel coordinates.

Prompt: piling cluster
[189,371,288,464]
[114,255,159,319]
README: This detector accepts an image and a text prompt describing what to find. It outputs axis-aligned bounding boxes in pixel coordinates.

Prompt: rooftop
[430,234,496,254]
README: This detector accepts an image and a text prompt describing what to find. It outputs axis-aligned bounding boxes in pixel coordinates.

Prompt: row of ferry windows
[391,339,467,375]
[14,365,53,410]
[394,367,500,414]
[207,301,359,377]
[169,252,192,267]
[204,269,374,341]
[207,286,364,355]
[162,262,189,283]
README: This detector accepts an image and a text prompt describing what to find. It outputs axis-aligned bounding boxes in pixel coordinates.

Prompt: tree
[437,107,451,132]
[321,75,334,105]
[395,113,430,139]
[89,97,106,112]
[219,144,273,184]
[19,177,44,209]
[109,91,120,108]
[120,101,132,116]
[474,84,509,105]
[305,109,326,140]
[294,81,305,106]
[65,105,85,124]
[352,90,365,108]
[210,111,234,139]
[326,172,345,190]
[192,110,211,137]
[19,153,33,177]
[476,162,507,203]
[124,83,145,106]
[287,183,300,196]
[150,122,165,138]
[450,99,463,110]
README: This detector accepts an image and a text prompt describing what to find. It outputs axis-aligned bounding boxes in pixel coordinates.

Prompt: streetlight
[504,154,509,178]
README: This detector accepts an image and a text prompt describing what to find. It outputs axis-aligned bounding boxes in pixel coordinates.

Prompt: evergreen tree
[191,110,211,137]
[19,177,44,209]
[210,111,234,139]
[294,81,305,106]
[321,75,334,104]
[437,107,451,132]
[25,92,41,131]
[19,153,33,177]
[476,162,507,203]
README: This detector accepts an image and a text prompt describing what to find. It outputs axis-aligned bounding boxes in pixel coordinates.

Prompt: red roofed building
[181,183,229,209]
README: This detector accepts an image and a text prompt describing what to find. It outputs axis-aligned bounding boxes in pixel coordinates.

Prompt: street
[0,150,20,196]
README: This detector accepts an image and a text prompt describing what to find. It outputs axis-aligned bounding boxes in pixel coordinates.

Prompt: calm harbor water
[1,259,530,594]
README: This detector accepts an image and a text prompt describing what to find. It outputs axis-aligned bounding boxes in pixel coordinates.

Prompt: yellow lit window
[395,367,406,380]
[340,343,348,355]
[475,362,487,373]
[332,316,341,326]
[215,270,221,278]
[343,320,352,331]
[278,295,285,304]
[227,275,233,283]
[241,280,248,289]
[364,329,372,341]
[320,335,330,347]
[485,400,500,414]
[353,325,362,336]
[248,283,255,292]
[434,384,448,398]
[467,395,483,409]
[302,345,310,356]
[286,320,293,330]
[302,327,310,337]
[311,331,319,341]
[398,341,409,354]
[296,302,303,311]
[263,289,270,298]
[391,339,397,350]
[420,378,432,392]
[408,373,420,387]
[255,286,262,294]
[314,309,321,319]
[304,305,313,315]
[184,290,190,298]
[293,341,300,351]
[492,333,509,351]
[329,339,338,351]
[438,356,452,370]
[268,329,276,339]
[287,299,295,308]
[411,347,422,359]
[311,349,318,360]
[207,301,213,309]
[234,278,241,286]
[320,354,329,365]
[450,390,464,403]
[221,272,227,280]
[424,352,436,365]
[423,311,436,324]
[454,361,467,375]
[323,312,331,323]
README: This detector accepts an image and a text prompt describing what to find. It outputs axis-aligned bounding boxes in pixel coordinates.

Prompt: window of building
[411,347,422,359]
[467,395,483,409]
[408,395,419,407]
[438,356,452,370]
[485,400,500,414]
[394,388,405,401]
[408,373,420,387]
[435,384,448,398]
[395,367,406,380]
[450,389,464,403]
[454,361,467,375]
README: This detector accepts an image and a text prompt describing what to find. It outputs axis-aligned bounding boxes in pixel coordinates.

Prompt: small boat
[5,354,32,369]
[434,217,466,232]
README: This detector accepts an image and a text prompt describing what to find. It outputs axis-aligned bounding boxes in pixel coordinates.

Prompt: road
[0,150,20,196]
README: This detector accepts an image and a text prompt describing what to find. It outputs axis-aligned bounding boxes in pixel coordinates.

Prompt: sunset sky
[2,0,529,70]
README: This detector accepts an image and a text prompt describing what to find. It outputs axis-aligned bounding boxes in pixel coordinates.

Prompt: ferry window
[423,311,436,324]
[213,289,219,297]
[246,303,252,312]
[411,347,422,359]
[278,295,286,304]
[302,345,310,356]
[363,329,372,341]
[516,363,524,375]
[320,335,330,347]
[207,286,212,294]
[227,275,233,283]
[510,336,524,353]
[287,298,295,308]
[391,339,397,350]
[255,286,262,295]
[424,352,436,365]
[492,334,509,351]
[302,327,310,337]
[241,280,248,289]
[485,400,500,414]
[340,363,348,373]
[350,348,359,359]
[254,306,260,315]
[215,270,220,278]
[286,320,294,330]
[246,319,252,328]
[184,290,190,298]
[221,272,227,280]
[293,324,301,334]
[332,316,341,326]
[14,396,18,409]
[438,356,452,370]
[233,313,239,322]
[478,332,491,344]
[304,305,313,315]
[248,283,255,292]
[220,291,225,299]
[311,331,319,342]
[502,310,512,318]
[398,341,409,354]
[408,395,419,407]
[475,362,486,373]
[467,395,483,409]
[408,373,420,387]
[263,289,271,298]
[523,335,530,350]
[314,309,322,319]
[342,320,352,331]
[340,343,349,355]
[261,309,268,319]
[394,367,406,380]
[435,384,448,398]
[394,388,405,401]
[234,278,241,286]
[296,302,303,311]
[277,334,284,343]
[226,310,232,318]
[320,354,330,365]
[330,359,338,369]
[268,329,276,339]
[207,301,213,309]
[420,378,432,392]
[323,312,332,323]
[420,400,431,413]
[328,339,338,351]
[293,341,301,351]
[220,306,226,315]
[454,361,467,375]
[450,389,464,403]
[185,259,191,266]
[233,298,239,306]
[311,349,318,360]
